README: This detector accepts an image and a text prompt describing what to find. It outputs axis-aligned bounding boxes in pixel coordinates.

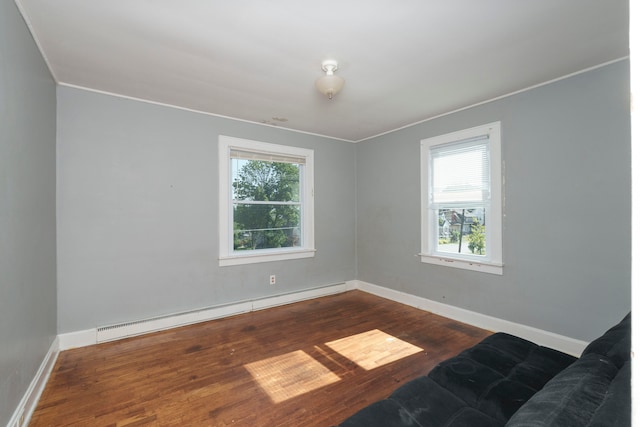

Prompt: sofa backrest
[580,312,631,369]
[505,312,631,427]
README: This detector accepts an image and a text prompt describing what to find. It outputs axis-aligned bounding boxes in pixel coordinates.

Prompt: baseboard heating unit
[96,282,349,343]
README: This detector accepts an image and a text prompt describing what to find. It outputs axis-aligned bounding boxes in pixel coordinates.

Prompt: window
[219,136,314,266]
[420,122,503,274]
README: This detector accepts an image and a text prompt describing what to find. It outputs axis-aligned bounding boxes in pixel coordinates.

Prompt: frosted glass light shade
[315,74,345,99]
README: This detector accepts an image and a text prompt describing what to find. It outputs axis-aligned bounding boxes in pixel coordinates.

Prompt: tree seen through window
[232,159,301,251]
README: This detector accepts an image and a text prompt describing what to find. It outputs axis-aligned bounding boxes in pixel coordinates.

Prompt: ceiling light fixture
[315,60,345,100]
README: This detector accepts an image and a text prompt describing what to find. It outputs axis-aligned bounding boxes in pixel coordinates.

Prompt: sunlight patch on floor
[326,329,423,370]
[244,350,341,403]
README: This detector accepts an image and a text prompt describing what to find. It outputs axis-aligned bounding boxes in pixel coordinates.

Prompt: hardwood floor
[30,290,491,427]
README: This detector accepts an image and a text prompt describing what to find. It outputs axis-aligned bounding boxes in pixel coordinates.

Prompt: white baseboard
[59,282,350,350]
[6,337,59,427]
[252,282,350,311]
[57,328,96,350]
[57,280,587,356]
[353,280,588,356]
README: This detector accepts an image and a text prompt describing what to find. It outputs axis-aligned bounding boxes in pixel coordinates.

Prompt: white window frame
[219,135,315,267]
[420,122,503,275]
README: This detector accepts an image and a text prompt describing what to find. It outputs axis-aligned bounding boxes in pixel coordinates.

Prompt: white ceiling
[17,0,629,142]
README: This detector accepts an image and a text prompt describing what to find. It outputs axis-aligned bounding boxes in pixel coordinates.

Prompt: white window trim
[218,135,315,267]
[419,122,503,275]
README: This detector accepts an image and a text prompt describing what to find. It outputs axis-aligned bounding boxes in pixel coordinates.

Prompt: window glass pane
[233,204,301,250]
[232,159,301,202]
[436,208,486,256]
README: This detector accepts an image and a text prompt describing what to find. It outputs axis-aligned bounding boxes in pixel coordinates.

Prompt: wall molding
[7,337,59,427]
[353,280,588,356]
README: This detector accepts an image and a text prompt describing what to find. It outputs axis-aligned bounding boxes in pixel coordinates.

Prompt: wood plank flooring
[30,290,491,427]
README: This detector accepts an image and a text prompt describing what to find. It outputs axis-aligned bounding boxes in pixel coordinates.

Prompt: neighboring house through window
[420,122,503,274]
[219,136,315,266]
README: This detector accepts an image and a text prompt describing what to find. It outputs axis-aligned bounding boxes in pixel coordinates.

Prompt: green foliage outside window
[232,160,301,250]
[467,219,486,255]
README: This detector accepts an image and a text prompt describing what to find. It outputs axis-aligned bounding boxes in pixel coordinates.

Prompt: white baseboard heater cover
[95,282,348,343]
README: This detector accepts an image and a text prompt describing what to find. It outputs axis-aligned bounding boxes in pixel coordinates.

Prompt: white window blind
[230,149,306,165]
[430,135,489,206]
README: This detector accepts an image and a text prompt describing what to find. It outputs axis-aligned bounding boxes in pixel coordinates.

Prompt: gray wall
[0,0,57,424]
[56,87,356,333]
[356,60,631,342]
[57,61,630,342]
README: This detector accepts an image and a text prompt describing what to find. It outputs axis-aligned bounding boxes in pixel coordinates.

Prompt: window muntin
[219,136,314,266]
[420,122,502,274]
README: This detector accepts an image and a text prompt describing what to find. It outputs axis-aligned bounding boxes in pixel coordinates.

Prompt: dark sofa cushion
[336,332,576,427]
[427,333,576,424]
[388,376,468,426]
[338,376,504,427]
[446,408,505,427]
[388,375,501,427]
[504,354,629,427]
[588,361,631,427]
[505,312,631,427]
[336,399,422,427]
[462,335,576,390]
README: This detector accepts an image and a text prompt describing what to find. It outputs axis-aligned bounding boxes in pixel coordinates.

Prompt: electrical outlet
[269,275,276,285]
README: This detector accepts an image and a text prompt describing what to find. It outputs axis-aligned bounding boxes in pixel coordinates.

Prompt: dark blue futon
[336,313,631,427]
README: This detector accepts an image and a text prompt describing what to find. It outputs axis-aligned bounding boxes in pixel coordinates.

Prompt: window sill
[419,253,503,275]
[219,248,316,267]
